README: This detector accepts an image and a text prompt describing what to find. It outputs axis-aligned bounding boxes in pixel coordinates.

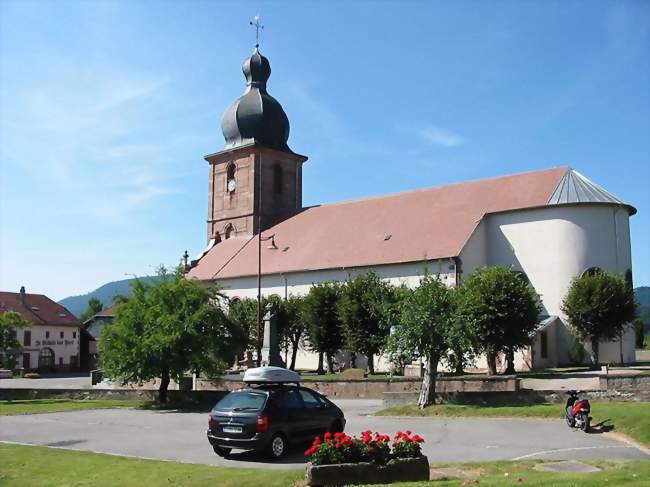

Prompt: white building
[0,287,82,371]
[187,47,636,371]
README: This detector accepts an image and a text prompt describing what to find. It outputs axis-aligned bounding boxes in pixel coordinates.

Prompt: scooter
[565,390,591,432]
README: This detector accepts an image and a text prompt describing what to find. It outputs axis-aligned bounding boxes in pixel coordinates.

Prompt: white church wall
[215,259,456,300]
[458,219,487,278]
[484,203,634,364]
[485,204,632,317]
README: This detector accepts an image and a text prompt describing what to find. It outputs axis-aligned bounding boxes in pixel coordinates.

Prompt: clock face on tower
[227,179,237,193]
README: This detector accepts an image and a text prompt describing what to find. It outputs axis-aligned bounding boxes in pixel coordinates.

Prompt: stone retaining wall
[195,375,519,398]
[0,388,227,403]
[382,388,649,408]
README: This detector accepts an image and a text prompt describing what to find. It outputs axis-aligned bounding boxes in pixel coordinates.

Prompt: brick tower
[205,47,307,243]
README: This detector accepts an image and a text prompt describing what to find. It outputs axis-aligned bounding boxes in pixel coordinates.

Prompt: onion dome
[221,48,291,152]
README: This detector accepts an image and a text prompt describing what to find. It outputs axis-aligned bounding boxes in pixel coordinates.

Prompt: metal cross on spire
[250,15,264,48]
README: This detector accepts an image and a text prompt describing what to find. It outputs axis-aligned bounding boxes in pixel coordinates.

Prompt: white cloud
[417,125,465,148]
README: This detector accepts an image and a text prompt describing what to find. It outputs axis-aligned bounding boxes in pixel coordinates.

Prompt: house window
[273,164,283,194]
[24,330,31,347]
[60,331,64,339]
[73,331,77,339]
[45,331,50,339]
[59,357,63,366]
[540,331,548,359]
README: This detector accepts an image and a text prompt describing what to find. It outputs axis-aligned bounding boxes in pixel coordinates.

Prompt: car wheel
[266,433,287,459]
[212,445,231,457]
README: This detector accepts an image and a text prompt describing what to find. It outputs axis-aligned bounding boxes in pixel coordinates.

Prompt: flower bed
[304,430,429,486]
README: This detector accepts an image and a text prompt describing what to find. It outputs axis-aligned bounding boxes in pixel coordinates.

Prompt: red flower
[405,430,412,435]
[324,432,332,440]
[413,435,424,443]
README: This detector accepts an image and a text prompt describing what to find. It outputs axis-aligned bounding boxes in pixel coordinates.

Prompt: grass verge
[377,401,650,447]
[0,443,302,487]
[386,460,650,486]
[0,399,149,416]
[1,443,647,487]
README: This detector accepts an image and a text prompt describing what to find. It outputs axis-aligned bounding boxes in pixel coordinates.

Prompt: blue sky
[1,0,648,301]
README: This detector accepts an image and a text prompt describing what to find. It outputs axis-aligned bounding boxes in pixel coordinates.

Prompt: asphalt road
[1,399,648,469]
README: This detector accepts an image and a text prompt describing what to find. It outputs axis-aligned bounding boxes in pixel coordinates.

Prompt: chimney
[19,286,26,304]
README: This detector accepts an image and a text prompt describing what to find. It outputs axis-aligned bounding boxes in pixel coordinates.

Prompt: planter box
[306,456,429,486]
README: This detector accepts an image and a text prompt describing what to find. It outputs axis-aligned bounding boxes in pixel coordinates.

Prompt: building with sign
[0,287,84,372]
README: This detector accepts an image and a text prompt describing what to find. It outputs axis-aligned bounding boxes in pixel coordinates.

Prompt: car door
[281,388,310,443]
[299,389,331,438]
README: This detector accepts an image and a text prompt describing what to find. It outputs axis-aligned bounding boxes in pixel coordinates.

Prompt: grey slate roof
[547,169,636,215]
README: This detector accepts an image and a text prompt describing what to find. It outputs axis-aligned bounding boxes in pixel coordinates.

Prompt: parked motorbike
[565,390,591,432]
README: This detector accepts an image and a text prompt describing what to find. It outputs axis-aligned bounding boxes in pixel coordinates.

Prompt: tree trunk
[486,352,497,376]
[367,354,375,375]
[590,338,600,366]
[326,353,335,373]
[317,352,324,374]
[504,348,516,375]
[417,353,439,409]
[350,353,356,369]
[453,349,465,375]
[290,338,299,371]
[159,368,170,404]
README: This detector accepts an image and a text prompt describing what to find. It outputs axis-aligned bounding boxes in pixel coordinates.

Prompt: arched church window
[224,224,234,240]
[582,267,602,277]
[226,163,236,193]
[273,164,283,194]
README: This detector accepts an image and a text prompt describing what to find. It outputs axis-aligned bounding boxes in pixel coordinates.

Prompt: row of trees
[97,265,636,405]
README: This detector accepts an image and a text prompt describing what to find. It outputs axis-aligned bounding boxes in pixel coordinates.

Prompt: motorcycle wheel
[579,413,590,433]
[566,414,575,428]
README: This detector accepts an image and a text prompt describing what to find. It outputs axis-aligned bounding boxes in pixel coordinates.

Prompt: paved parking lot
[1,399,647,468]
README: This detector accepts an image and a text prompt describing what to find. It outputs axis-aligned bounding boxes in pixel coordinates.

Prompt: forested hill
[58,276,159,317]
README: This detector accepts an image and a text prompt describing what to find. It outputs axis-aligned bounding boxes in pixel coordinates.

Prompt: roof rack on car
[242,366,301,385]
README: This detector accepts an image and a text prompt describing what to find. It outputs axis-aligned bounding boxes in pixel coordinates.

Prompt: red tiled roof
[0,292,81,327]
[187,167,569,281]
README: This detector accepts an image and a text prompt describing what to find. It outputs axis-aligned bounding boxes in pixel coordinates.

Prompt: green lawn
[0,443,302,487]
[1,443,648,487]
[377,401,650,447]
[0,399,150,416]
[385,460,650,487]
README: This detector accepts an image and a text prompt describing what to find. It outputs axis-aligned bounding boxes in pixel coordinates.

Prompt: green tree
[456,266,540,375]
[99,267,245,403]
[389,276,456,407]
[228,297,260,362]
[338,272,394,374]
[303,282,343,374]
[562,270,636,365]
[633,318,645,349]
[275,295,306,371]
[79,297,104,323]
[1,311,27,369]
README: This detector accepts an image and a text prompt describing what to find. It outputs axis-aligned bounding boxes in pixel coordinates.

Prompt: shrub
[392,430,424,459]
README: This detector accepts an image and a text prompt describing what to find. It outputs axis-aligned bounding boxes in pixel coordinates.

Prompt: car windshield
[213,391,267,412]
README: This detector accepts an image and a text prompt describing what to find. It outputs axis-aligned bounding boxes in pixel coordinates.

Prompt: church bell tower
[205,47,308,243]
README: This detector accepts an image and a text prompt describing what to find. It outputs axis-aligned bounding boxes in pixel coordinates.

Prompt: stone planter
[306,456,429,486]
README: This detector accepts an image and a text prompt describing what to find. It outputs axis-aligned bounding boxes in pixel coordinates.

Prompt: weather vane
[250,15,264,48]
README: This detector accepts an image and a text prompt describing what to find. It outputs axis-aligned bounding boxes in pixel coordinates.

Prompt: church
[187,46,637,371]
